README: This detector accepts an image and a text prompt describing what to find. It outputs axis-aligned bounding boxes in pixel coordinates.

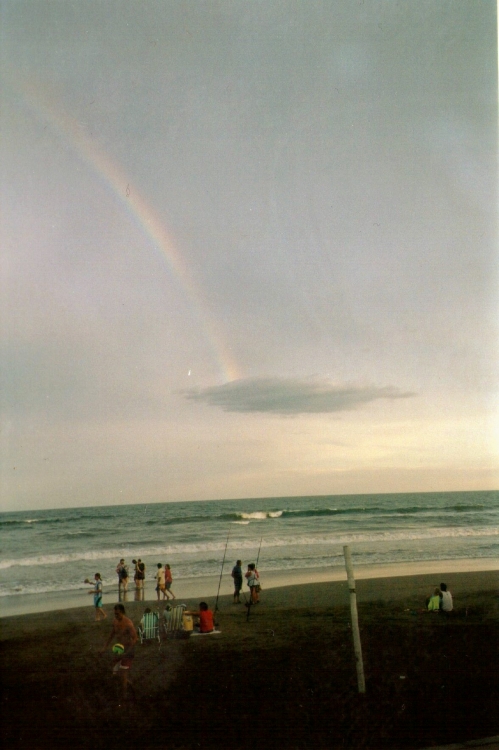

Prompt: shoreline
[0,557,497,619]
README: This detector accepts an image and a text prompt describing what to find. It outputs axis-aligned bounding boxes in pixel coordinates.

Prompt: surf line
[15,76,241,384]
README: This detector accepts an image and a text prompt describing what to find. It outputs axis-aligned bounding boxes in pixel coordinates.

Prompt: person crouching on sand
[426,587,441,612]
[85,573,107,621]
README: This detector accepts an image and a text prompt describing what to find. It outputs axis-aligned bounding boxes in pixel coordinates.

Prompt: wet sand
[1,569,498,749]
[3,557,497,618]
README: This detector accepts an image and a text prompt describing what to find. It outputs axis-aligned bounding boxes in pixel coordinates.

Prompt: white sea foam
[1,555,498,600]
[1,492,497,610]
[0,526,497,570]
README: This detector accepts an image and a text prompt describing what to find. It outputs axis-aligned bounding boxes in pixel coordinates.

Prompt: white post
[343,545,366,694]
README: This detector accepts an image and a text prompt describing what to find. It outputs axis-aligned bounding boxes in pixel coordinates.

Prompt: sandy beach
[1,566,498,749]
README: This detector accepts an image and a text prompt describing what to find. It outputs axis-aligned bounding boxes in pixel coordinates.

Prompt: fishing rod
[214,527,231,612]
[255,536,263,569]
[246,536,263,622]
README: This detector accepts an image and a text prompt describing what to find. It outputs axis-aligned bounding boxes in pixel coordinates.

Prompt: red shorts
[113,656,133,671]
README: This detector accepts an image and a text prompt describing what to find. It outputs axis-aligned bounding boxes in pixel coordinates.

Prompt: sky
[1,1,498,512]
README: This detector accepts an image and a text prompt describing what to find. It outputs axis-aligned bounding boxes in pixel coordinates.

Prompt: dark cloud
[182,377,415,415]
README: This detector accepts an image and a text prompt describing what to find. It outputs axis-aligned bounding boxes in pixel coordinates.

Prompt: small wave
[451,504,486,512]
[2,495,492,532]
[0,581,108,598]
[1,550,497,599]
[0,510,133,529]
[0,526,498,570]
[144,515,218,527]
[278,504,493,519]
[0,512,121,528]
[0,517,63,528]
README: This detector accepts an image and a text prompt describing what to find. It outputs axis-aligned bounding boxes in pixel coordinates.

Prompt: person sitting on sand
[231,560,243,603]
[439,583,453,613]
[426,587,441,612]
[86,573,107,621]
[184,602,214,633]
[101,603,138,700]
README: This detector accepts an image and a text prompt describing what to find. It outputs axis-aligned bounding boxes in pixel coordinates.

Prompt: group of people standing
[86,556,262,623]
[115,558,176,601]
[83,552,261,702]
[115,558,146,594]
[85,558,175,620]
[231,560,261,604]
[154,563,175,601]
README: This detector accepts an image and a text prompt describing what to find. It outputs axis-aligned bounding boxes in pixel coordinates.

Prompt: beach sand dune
[1,570,498,749]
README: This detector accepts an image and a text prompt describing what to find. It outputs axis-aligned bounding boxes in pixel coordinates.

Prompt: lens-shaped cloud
[181,377,415,415]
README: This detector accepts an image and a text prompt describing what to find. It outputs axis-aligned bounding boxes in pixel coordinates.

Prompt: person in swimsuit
[116,559,129,596]
[136,559,146,589]
[101,603,138,700]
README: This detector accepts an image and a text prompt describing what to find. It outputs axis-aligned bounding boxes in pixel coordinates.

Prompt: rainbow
[14,77,241,383]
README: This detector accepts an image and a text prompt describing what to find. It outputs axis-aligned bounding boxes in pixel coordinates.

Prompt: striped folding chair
[163,604,187,639]
[138,610,161,647]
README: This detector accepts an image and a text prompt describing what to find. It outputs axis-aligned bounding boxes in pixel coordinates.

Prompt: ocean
[0,490,497,616]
